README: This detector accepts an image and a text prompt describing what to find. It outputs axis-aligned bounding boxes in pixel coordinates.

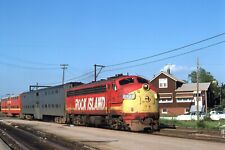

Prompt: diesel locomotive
[1,75,159,132]
[1,95,21,116]
[66,75,159,131]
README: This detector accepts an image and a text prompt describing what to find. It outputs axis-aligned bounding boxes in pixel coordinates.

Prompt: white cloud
[160,64,195,73]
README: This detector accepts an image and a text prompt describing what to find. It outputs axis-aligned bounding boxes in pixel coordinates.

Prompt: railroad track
[0,121,94,150]
[153,128,225,143]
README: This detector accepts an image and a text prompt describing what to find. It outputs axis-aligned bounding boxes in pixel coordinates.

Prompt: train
[0,74,159,132]
[1,95,21,116]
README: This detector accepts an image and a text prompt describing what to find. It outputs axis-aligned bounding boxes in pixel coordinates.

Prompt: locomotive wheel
[109,117,129,131]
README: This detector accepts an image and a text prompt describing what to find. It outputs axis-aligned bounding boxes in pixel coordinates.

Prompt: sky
[0,0,225,97]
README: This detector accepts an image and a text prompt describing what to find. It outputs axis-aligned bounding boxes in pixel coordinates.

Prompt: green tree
[188,68,215,83]
[221,84,225,107]
[188,67,221,106]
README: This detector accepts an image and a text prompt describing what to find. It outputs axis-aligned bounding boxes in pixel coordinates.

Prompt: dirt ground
[1,118,225,150]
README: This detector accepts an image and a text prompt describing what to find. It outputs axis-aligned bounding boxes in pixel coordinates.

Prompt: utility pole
[94,64,105,82]
[60,64,68,85]
[220,82,223,105]
[196,57,200,121]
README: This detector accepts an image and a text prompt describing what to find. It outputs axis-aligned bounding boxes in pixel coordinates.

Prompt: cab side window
[112,84,117,91]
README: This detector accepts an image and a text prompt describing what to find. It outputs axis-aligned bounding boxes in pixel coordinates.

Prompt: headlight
[123,93,136,100]
[143,84,150,91]
[154,94,158,99]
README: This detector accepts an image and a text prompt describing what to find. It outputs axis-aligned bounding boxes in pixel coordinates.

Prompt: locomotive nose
[143,83,150,91]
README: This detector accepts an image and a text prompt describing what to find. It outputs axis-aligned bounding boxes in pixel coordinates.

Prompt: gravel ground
[0,138,11,150]
[1,118,225,150]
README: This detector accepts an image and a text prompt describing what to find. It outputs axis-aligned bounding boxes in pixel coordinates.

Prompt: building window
[159,78,168,88]
[185,107,190,113]
[193,93,201,97]
[162,108,168,114]
[159,98,173,103]
[176,98,194,103]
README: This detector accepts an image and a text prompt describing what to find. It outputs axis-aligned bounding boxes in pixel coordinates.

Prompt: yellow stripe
[11,108,21,111]
[110,106,122,111]
[1,108,20,111]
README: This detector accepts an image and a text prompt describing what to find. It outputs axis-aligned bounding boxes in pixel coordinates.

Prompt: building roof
[151,71,185,83]
[175,82,211,92]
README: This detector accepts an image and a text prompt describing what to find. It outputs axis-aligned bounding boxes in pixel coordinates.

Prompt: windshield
[137,77,149,84]
[119,78,134,85]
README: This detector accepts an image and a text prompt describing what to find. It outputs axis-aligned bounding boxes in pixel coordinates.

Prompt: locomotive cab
[115,77,159,131]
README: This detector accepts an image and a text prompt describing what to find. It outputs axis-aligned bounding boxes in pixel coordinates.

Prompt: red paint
[1,95,21,116]
[66,75,154,117]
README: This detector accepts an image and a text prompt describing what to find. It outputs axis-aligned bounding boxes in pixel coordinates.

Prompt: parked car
[176,112,206,121]
[210,111,225,121]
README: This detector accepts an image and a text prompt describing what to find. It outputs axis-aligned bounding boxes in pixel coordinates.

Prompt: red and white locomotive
[66,75,159,131]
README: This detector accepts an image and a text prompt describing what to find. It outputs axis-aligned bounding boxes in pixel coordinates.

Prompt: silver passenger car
[21,82,82,122]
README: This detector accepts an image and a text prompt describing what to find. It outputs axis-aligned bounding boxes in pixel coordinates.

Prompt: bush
[196,120,205,128]
[160,118,225,130]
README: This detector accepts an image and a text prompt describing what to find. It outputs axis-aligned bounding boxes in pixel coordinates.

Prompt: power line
[21,33,225,85]
[106,32,225,67]
[66,71,95,81]
[41,70,95,86]
[55,37,225,82]
[0,53,58,66]
[102,40,225,73]
[94,64,105,82]
[37,38,225,85]
[57,33,225,82]
[0,60,59,70]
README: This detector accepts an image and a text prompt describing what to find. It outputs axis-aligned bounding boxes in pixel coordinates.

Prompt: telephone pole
[220,83,223,105]
[196,57,200,121]
[94,64,105,82]
[60,64,68,84]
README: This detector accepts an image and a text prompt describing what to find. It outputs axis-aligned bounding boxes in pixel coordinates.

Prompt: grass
[160,119,225,130]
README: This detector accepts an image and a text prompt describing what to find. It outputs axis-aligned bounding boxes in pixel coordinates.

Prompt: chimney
[167,67,171,74]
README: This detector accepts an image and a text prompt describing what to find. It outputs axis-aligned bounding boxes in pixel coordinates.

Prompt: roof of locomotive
[67,74,147,91]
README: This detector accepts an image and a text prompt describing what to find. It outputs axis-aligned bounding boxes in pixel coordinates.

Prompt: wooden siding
[151,72,211,116]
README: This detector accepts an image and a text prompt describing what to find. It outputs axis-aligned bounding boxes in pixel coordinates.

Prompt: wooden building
[150,71,211,116]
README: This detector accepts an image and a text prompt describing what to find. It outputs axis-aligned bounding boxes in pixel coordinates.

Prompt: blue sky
[0,0,225,96]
